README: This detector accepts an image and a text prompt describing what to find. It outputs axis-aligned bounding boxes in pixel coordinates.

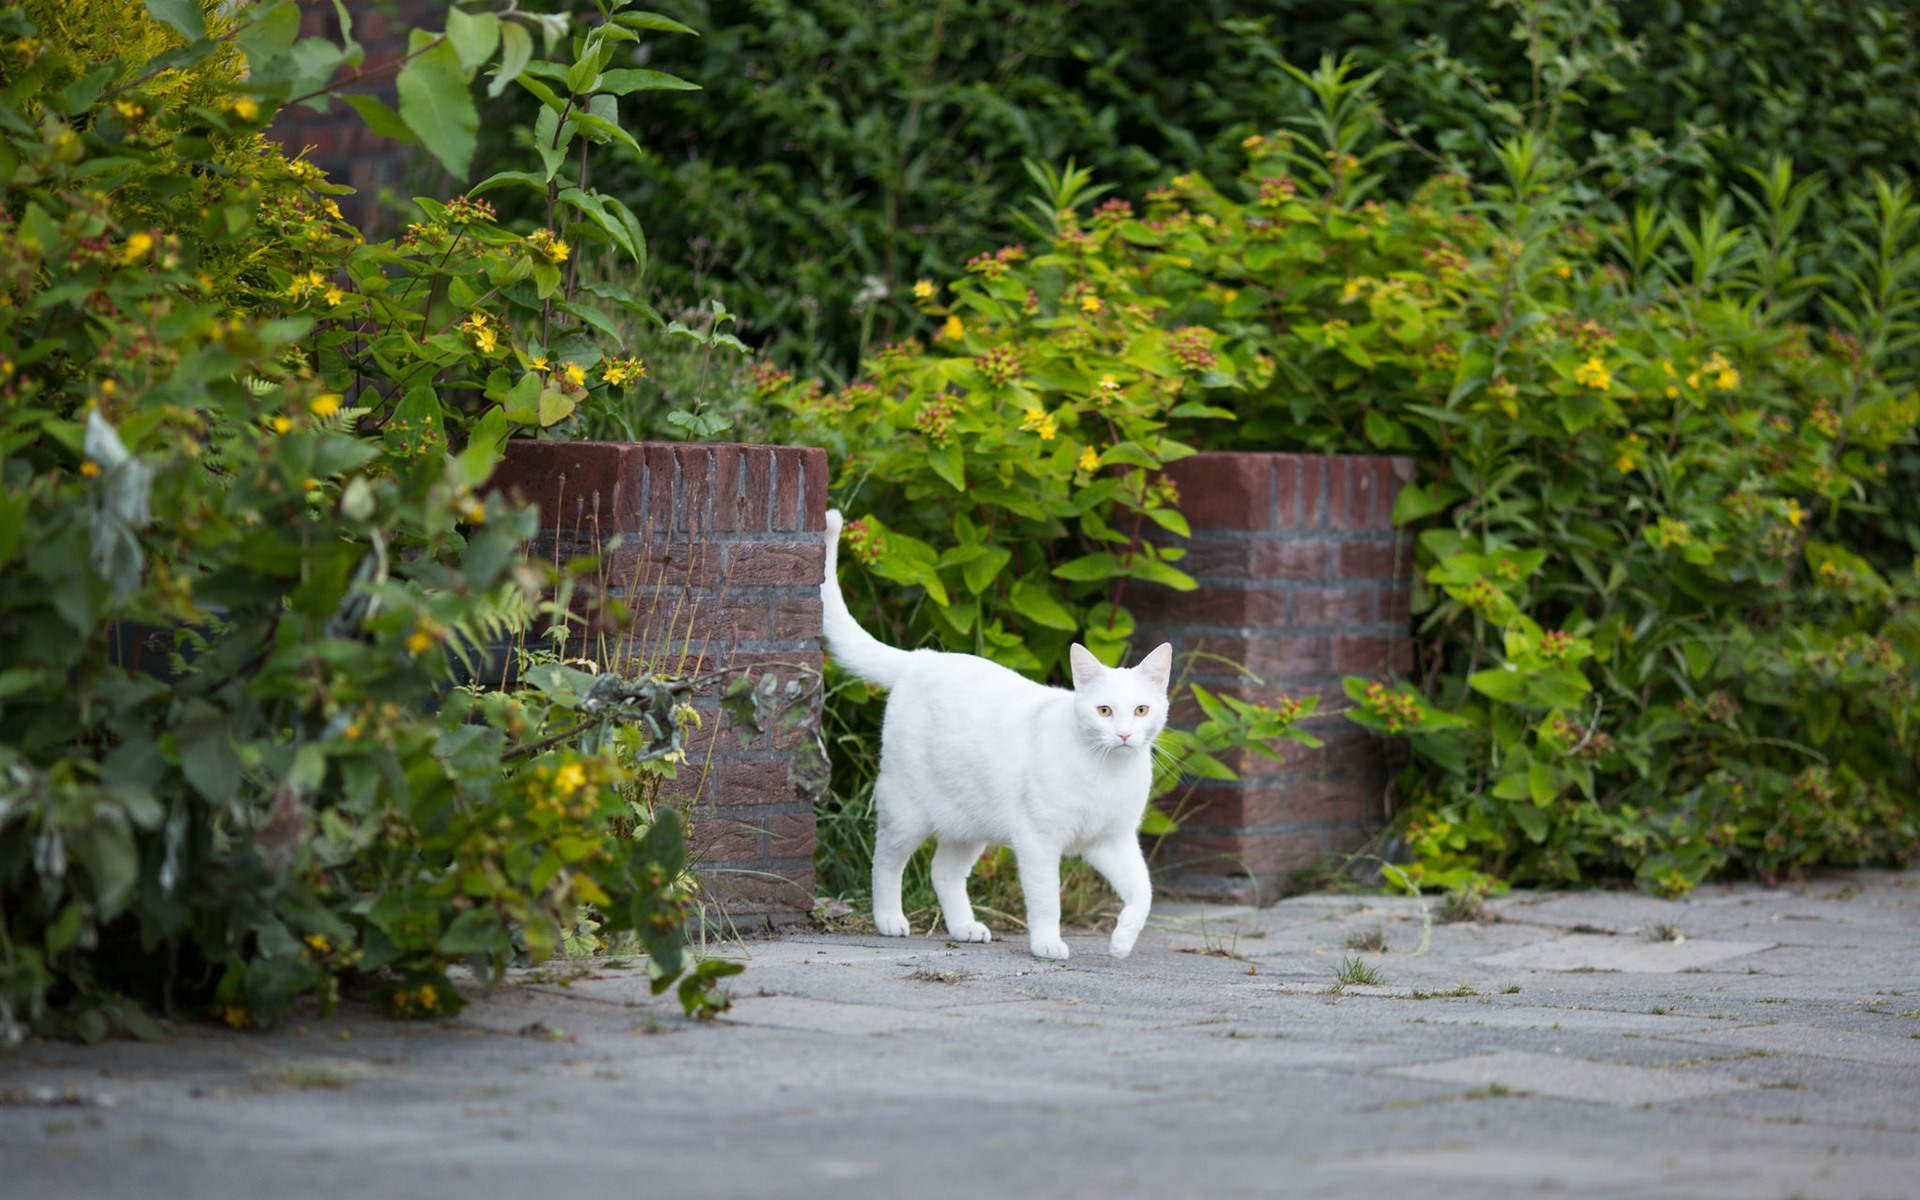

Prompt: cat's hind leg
[870,798,925,938]
[1083,835,1153,958]
[930,839,991,943]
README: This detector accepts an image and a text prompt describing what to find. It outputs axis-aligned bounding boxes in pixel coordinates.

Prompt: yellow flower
[1020,408,1057,441]
[562,362,587,388]
[303,477,321,492]
[1555,263,1573,279]
[323,199,343,220]
[310,394,342,418]
[113,99,145,120]
[1078,446,1100,473]
[473,326,498,354]
[940,314,965,341]
[121,232,153,263]
[1573,355,1613,391]
[1665,385,1679,399]
[1782,499,1803,529]
[1080,295,1102,314]
[912,279,936,300]
[1340,278,1365,302]
[529,354,549,373]
[405,627,436,656]
[304,933,332,953]
[221,1004,251,1029]
[554,762,587,794]
[1717,368,1740,389]
[323,284,345,307]
[416,984,439,1012]
[231,97,260,121]
[271,416,291,433]
[79,460,101,478]
[1661,359,1676,378]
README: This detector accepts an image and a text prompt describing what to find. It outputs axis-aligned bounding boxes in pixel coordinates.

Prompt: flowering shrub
[786,57,1920,898]
[0,0,733,1044]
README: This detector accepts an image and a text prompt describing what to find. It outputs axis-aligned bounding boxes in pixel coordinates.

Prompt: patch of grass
[1407,984,1480,1000]
[1500,984,1522,994]
[1345,927,1388,953]
[1436,885,1490,925]
[1334,956,1387,987]
[1755,997,1790,1004]
[257,1065,347,1091]
[906,968,969,985]
[1643,922,1685,943]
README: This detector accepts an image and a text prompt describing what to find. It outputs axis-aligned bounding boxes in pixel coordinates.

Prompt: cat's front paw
[947,920,991,943]
[874,912,912,937]
[1029,934,1070,961]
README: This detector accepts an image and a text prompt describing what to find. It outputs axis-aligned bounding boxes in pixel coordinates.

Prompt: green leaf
[1528,759,1558,805]
[342,95,421,146]
[144,0,206,41]
[1391,480,1457,525]
[1008,580,1078,631]
[613,11,700,35]
[1512,802,1550,844]
[538,385,577,427]
[1052,552,1126,582]
[488,20,534,98]
[928,441,965,491]
[444,9,500,72]
[396,40,478,179]
[234,1,299,65]
[597,68,699,94]
[961,546,1011,595]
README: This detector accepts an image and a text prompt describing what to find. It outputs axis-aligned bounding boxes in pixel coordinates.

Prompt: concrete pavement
[4,868,1917,1199]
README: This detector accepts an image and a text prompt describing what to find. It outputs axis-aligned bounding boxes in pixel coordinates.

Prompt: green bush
[0,0,736,1045]
[776,54,1919,900]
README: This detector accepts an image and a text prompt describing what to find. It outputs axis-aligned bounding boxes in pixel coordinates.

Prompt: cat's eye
[1096,705,1113,717]
[1134,704,1150,716]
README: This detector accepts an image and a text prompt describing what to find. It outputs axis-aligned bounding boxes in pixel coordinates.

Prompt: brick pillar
[1130,453,1415,904]
[488,440,827,928]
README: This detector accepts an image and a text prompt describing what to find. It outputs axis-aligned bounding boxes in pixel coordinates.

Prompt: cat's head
[1068,642,1174,754]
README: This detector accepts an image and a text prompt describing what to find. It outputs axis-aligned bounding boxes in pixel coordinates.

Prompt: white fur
[821,510,1169,960]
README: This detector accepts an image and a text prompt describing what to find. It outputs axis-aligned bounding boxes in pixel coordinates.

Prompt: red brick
[723,648,825,679]
[1331,632,1415,675]
[1334,540,1401,580]
[798,446,829,532]
[690,817,764,863]
[487,441,643,532]
[696,594,768,641]
[673,444,718,535]
[772,449,804,532]
[1130,584,1285,627]
[1382,585,1412,626]
[1324,458,1354,532]
[710,759,796,807]
[1252,539,1329,580]
[1276,776,1373,825]
[698,870,815,913]
[1163,829,1325,877]
[1292,587,1376,627]
[726,540,826,588]
[1176,536,1258,581]
[1247,634,1329,680]
[609,539,725,590]
[641,444,678,538]
[1163,454,1273,531]
[773,595,824,640]
[1296,457,1325,530]
[768,810,817,859]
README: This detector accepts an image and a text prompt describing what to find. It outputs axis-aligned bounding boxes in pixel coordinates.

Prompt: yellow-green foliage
[12,0,328,307]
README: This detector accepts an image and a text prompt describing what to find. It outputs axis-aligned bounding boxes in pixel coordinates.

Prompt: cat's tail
[820,509,916,689]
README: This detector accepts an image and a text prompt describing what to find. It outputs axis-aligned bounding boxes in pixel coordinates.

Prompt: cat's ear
[1136,642,1173,689]
[1068,643,1105,689]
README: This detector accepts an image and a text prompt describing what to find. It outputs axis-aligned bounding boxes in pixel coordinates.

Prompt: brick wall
[1130,453,1415,904]
[487,440,827,929]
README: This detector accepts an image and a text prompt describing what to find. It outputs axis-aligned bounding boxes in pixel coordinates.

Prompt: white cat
[820,509,1171,960]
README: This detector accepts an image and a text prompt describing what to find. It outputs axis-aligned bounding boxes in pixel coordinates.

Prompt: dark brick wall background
[1133,452,1415,903]
[489,441,828,929]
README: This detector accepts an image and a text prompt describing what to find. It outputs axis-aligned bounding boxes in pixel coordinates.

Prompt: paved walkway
[4,869,1918,1199]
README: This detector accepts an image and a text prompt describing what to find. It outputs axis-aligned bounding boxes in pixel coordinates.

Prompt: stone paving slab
[1384,1047,1762,1105]
[3,868,1918,1200]
[1475,933,1776,973]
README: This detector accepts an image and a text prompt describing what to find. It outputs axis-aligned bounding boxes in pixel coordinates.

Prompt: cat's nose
[1118,732,1132,743]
